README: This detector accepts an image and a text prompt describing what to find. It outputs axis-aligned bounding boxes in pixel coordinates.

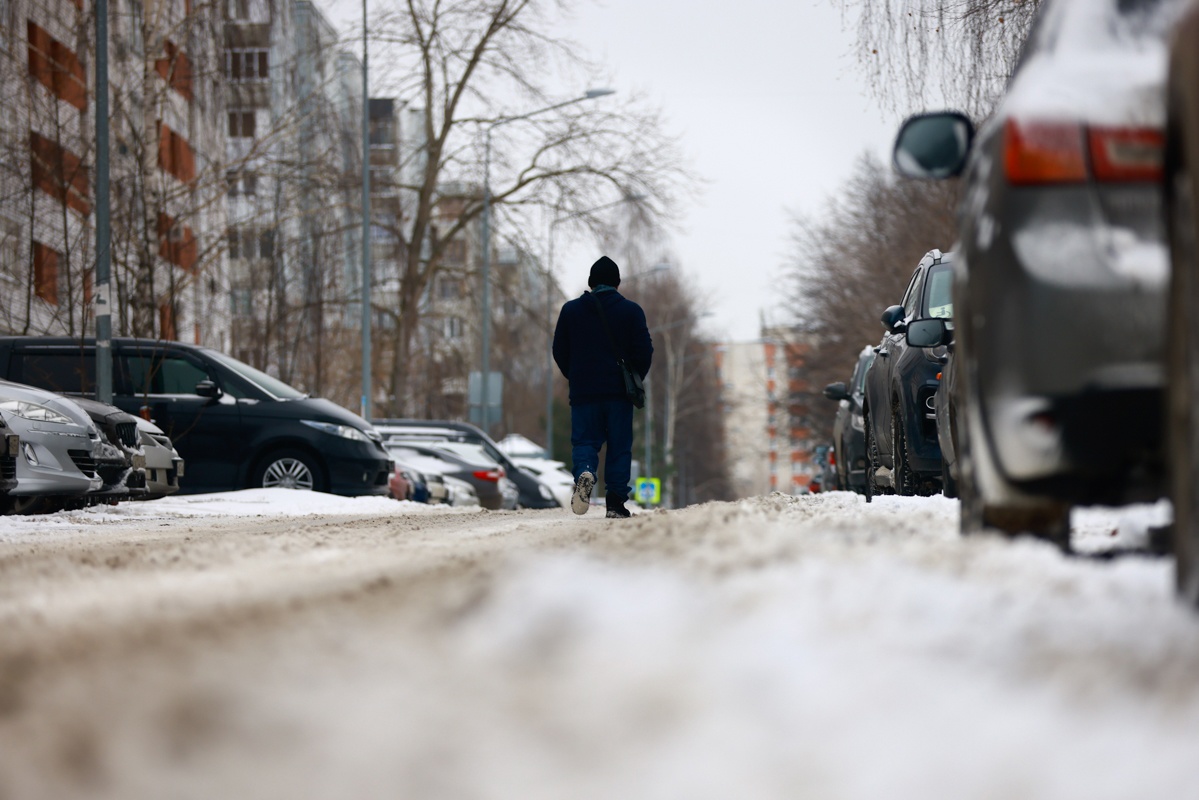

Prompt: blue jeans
[570,400,634,500]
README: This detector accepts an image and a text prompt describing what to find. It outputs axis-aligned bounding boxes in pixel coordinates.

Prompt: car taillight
[828,450,836,466]
[1088,126,1163,182]
[472,469,502,482]
[1004,120,1087,185]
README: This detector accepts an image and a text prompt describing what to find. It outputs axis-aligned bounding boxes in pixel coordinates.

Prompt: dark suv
[0,337,392,496]
[863,250,953,498]
[823,345,875,494]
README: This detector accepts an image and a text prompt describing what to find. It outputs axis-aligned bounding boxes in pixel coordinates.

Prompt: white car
[511,456,575,509]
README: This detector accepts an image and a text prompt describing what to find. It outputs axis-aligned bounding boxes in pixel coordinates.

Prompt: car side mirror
[893,111,975,180]
[906,318,951,348]
[195,379,222,399]
[880,305,907,333]
[823,382,850,402]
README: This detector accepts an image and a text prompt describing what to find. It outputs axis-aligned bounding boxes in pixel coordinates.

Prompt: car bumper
[326,452,393,496]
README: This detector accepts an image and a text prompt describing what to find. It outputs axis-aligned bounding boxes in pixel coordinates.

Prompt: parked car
[386,443,509,508]
[903,318,961,499]
[509,455,575,509]
[386,448,452,505]
[891,0,1184,544]
[1165,0,1199,606]
[823,345,875,494]
[373,419,560,509]
[423,441,519,510]
[0,412,19,500]
[0,379,102,514]
[0,337,392,496]
[862,249,952,499]
[442,475,481,507]
[69,396,148,502]
[135,416,184,499]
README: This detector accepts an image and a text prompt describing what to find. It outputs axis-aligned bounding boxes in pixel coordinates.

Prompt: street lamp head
[584,88,616,99]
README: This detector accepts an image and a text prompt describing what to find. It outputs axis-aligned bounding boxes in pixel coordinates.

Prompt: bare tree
[369,0,692,416]
[782,153,958,440]
[835,0,1041,116]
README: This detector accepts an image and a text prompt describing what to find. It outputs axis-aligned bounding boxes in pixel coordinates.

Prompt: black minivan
[0,337,392,496]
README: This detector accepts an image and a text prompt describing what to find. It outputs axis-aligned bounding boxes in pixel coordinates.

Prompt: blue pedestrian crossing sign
[635,477,661,505]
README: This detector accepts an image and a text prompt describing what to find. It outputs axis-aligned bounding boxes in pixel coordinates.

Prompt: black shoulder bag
[591,293,646,409]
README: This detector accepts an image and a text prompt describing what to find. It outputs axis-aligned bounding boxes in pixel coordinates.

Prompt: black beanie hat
[588,255,621,288]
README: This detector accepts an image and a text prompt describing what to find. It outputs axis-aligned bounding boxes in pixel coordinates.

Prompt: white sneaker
[571,471,596,515]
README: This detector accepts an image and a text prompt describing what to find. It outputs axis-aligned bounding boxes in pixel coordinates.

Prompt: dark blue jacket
[553,289,653,406]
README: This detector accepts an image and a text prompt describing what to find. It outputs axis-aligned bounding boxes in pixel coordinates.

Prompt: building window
[442,238,466,266]
[226,170,257,196]
[227,48,268,82]
[438,277,460,300]
[227,0,248,20]
[27,22,86,110]
[155,40,193,101]
[443,317,462,340]
[32,240,58,304]
[228,110,256,139]
[157,122,196,183]
[30,131,90,216]
[226,227,273,260]
[230,289,252,317]
[157,212,197,273]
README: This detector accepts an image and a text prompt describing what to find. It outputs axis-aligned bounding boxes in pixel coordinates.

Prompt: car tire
[941,457,958,499]
[7,495,60,515]
[252,448,327,492]
[1168,129,1199,607]
[864,410,877,503]
[891,397,916,497]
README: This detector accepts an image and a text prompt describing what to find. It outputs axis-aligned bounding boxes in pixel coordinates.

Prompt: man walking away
[553,256,653,518]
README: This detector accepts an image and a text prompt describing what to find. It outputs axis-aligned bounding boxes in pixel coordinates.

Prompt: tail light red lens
[472,469,502,482]
[1088,126,1163,182]
[828,450,836,466]
[1004,120,1087,185]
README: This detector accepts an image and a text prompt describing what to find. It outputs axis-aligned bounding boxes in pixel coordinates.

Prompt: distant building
[0,0,225,345]
[715,327,816,497]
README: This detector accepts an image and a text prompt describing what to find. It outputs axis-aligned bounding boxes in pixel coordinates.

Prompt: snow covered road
[0,491,1195,799]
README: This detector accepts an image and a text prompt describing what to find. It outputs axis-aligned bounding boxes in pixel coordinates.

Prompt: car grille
[374,469,390,486]
[115,422,139,448]
[0,454,14,480]
[68,450,97,477]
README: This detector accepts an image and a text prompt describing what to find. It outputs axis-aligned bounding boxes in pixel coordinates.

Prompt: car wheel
[891,397,916,497]
[8,495,59,515]
[864,411,877,503]
[252,449,326,492]
[1168,137,1199,607]
[941,457,958,499]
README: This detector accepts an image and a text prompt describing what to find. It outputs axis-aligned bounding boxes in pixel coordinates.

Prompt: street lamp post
[478,88,614,435]
[545,193,645,457]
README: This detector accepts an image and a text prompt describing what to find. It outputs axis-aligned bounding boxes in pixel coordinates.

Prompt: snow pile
[0,487,477,540]
[427,493,1197,800]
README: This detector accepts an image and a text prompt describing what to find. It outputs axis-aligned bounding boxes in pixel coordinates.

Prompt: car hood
[0,380,96,431]
[253,396,378,434]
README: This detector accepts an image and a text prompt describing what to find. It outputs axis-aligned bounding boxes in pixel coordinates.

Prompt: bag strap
[590,292,631,368]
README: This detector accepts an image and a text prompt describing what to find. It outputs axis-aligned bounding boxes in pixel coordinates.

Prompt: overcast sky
[329,0,904,342]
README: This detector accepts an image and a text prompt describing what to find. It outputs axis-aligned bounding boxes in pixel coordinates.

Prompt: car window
[122,354,211,395]
[853,353,875,394]
[12,350,94,394]
[924,264,954,319]
[901,269,922,319]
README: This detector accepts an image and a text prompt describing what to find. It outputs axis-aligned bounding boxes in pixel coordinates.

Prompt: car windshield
[924,265,953,319]
[853,354,875,394]
[204,350,307,399]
